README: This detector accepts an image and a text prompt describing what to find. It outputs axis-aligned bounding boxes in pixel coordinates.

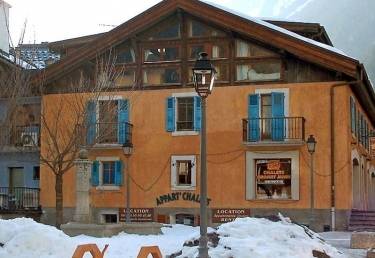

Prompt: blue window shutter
[91,161,99,186]
[248,94,260,141]
[271,92,285,141]
[350,97,355,133]
[166,97,175,132]
[114,160,123,186]
[86,101,96,145]
[194,96,201,131]
[118,99,129,145]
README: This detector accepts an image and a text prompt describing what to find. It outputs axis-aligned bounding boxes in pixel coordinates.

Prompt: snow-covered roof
[0,51,39,69]
[201,0,354,60]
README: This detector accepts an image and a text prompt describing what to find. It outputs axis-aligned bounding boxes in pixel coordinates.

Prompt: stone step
[350,216,375,221]
[350,221,375,226]
[348,226,375,232]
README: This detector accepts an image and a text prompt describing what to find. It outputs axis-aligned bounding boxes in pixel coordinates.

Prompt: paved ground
[319,232,367,258]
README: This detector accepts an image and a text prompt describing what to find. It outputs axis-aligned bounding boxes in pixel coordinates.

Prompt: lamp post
[192,52,216,258]
[123,142,133,223]
[307,135,317,229]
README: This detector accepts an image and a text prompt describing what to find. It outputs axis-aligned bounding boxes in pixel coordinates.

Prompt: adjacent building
[38,0,375,231]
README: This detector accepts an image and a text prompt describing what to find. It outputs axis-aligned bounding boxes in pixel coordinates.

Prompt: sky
[4,0,292,45]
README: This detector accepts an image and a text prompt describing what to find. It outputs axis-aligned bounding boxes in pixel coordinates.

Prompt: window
[143,67,181,85]
[175,214,195,226]
[189,63,229,82]
[103,214,118,224]
[350,97,356,134]
[144,47,180,62]
[33,166,40,180]
[171,155,196,190]
[115,70,135,87]
[236,61,281,81]
[143,21,180,40]
[102,161,116,185]
[91,158,123,188]
[177,97,194,131]
[255,159,292,199]
[166,95,201,134]
[188,20,225,37]
[116,48,135,64]
[236,40,275,57]
[86,99,129,145]
[246,151,299,201]
[189,43,229,60]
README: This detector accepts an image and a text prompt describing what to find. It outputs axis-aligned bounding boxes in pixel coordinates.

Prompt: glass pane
[189,20,225,37]
[255,159,292,199]
[144,47,180,62]
[116,48,135,64]
[236,40,275,57]
[189,64,228,82]
[147,22,180,40]
[144,49,162,62]
[177,160,192,185]
[177,97,194,131]
[190,45,205,59]
[236,61,281,81]
[212,43,228,59]
[115,70,135,86]
[143,67,181,85]
[103,161,116,185]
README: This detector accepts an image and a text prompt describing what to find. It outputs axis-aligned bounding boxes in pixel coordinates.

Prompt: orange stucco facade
[39,81,375,230]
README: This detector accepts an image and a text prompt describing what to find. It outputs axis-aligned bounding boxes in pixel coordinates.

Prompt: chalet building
[38,0,375,231]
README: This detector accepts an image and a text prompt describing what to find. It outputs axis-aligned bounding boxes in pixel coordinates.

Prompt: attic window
[236,40,276,57]
[188,20,225,37]
[143,20,181,40]
[116,48,135,64]
[236,61,281,82]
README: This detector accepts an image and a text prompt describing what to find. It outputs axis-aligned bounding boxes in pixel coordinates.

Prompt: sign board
[211,208,250,223]
[119,208,154,222]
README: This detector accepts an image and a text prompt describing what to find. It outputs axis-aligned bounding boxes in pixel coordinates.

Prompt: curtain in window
[236,40,249,57]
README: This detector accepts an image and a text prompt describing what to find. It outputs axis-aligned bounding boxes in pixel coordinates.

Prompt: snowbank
[0,216,345,258]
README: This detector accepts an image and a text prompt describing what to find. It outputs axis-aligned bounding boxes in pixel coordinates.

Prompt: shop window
[143,67,181,85]
[144,47,180,62]
[115,70,135,87]
[236,61,281,82]
[33,166,40,180]
[171,155,196,190]
[255,159,292,199]
[175,214,195,226]
[236,39,275,57]
[188,20,225,37]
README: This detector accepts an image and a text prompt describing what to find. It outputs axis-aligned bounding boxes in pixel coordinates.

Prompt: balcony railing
[0,125,40,148]
[242,117,305,144]
[0,187,41,211]
[82,122,133,147]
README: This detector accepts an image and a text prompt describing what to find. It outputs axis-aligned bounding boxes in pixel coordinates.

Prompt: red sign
[212,208,250,223]
[119,208,154,222]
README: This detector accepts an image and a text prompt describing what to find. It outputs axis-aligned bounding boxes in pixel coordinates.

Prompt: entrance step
[349,210,375,232]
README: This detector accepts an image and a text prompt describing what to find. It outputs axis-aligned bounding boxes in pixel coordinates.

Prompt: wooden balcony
[242,117,305,146]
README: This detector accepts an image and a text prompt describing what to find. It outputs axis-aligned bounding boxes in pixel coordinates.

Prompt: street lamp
[192,52,216,258]
[306,135,317,229]
[123,140,133,223]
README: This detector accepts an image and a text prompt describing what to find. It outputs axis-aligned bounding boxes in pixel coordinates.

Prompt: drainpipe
[330,70,363,231]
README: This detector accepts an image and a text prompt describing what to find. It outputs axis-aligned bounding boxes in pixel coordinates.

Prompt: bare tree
[39,51,138,228]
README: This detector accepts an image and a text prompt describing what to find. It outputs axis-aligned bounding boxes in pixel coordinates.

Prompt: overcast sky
[4,0,292,45]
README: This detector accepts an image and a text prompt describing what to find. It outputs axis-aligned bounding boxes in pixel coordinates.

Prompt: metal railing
[0,187,41,211]
[83,122,133,146]
[0,125,40,147]
[243,117,305,142]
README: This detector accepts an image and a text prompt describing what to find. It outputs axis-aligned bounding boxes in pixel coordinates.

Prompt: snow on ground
[0,216,346,258]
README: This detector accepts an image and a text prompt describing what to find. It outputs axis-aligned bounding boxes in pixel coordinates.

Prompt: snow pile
[0,216,345,258]
[178,215,345,258]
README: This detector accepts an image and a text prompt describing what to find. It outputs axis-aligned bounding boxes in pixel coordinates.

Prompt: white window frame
[171,92,199,136]
[95,156,120,191]
[246,150,299,201]
[99,209,119,224]
[171,155,197,190]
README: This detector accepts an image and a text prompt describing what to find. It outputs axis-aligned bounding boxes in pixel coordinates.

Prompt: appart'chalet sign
[156,192,211,206]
